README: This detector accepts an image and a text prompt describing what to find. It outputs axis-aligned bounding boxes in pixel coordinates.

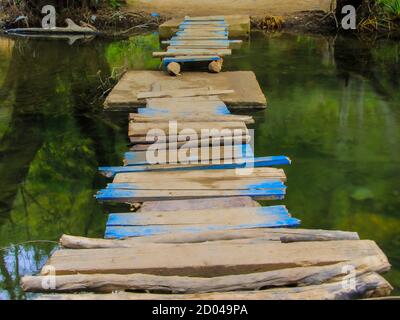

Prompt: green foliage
[377,0,400,16]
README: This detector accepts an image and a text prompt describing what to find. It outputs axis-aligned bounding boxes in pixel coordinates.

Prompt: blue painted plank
[163,56,221,63]
[105,180,286,190]
[96,188,286,202]
[137,105,231,116]
[175,31,228,36]
[104,217,301,239]
[107,205,290,226]
[99,156,291,177]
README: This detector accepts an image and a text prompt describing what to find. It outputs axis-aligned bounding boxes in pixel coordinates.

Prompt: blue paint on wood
[175,31,228,36]
[163,56,221,64]
[105,180,286,190]
[98,156,291,177]
[106,205,291,227]
[137,105,230,116]
[104,217,300,239]
[168,40,232,46]
[96,188,285,202]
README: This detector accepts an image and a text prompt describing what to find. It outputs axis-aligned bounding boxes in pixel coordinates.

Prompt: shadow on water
[0,31,399,298]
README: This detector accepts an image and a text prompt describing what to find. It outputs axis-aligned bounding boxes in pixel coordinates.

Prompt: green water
[0,32,399,299]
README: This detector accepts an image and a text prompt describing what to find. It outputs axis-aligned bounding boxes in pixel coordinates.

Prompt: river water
[0,31,399,299]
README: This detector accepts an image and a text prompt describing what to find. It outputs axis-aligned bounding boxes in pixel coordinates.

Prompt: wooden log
[209,59,223,73]
[166,62,181,76]
[59,229,360,249]
[36,273,392,300]
[21,256,389,294]
[41,240,387,277]
[137,88,234,99]
[129,114,254,124]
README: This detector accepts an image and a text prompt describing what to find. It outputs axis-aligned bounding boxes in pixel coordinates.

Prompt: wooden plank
[59,229,360,248]
[139,196,260,212]
[128,121,247,137]
[99,156,291,177]
[184,16,225,22]
[129,132,248,144]
[129,113,254,124]
[138,106,231,116]
[172,36,228,41]
[106,179,283,191]
[105,219,300,238]
[22,257,388,294]
[104,206,299,238]
[113,168,287,184]
[95,188,285,202]
[123,144,253,165]
[162,55,221,64]
[107,206,290,226]
[129,136,251,151]
[40,240,388,277]
[137,88,234,99]
[153,49,232,57]
[175,31,228,36]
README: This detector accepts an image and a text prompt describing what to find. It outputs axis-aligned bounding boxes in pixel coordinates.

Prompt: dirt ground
[125,0,336,17]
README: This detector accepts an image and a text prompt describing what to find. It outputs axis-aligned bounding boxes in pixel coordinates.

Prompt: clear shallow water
[0,32,399,299]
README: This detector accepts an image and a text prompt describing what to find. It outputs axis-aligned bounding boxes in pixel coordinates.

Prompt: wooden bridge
[21,16,393,300]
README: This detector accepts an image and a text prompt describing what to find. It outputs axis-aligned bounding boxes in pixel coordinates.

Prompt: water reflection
[0,32,399,299]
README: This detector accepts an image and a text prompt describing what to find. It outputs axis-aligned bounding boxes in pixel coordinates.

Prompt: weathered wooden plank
[105,206,298,238]
[22,257,388,294]
[138,106,231,116]
[128,121,247,137]
[95,188,286,202]
[139,196,260,212]
[175,31,228,37]
[137,88,234,99]
[36,272,393,300]
[164,40,240,46]
[124,144,253,165]
[107,205,289,226]
[113,167,287,184]
[172,36,228,41]
[184,16,225,22]
[99,156,291,177]
[129,113,254,124]
[162,55,221,64]
[153,49,232,57]
[40,240,388,277]
[106,179,283,191]
[59,229,360,248]
[129,132,249,144]
[129,136,251,151]
[105,218,299,238]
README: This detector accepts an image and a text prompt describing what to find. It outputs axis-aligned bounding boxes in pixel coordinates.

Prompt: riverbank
[1,1,400,38]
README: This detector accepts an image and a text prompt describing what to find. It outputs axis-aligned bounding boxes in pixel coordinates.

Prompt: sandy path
[126,0,335,17]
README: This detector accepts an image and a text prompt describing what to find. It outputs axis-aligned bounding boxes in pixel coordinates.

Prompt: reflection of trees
[0,38,125,299]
